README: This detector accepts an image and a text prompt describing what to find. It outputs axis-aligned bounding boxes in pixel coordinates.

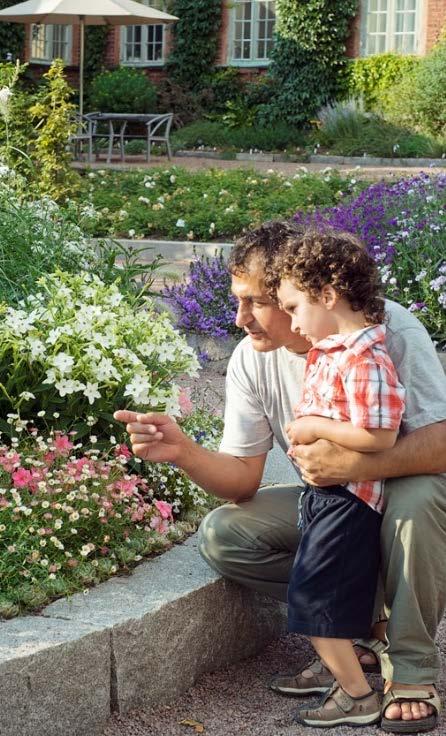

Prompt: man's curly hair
[228,220,304,276]
[267,229,386,325]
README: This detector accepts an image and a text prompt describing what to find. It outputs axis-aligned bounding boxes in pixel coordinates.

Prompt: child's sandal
[293,682,381,728]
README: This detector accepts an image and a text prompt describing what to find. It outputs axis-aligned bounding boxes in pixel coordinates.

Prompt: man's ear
[321,284,338,310]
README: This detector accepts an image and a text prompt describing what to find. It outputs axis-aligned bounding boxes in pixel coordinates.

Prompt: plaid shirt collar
[310,324,387,357]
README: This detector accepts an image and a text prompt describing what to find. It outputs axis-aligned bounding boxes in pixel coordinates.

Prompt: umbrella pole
[79,16,85,118]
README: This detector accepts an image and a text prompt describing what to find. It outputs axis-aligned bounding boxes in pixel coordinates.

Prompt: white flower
[19,391,35,401]
[51,352,75,375]
[0,86,12,122]
[176,218,186,228]
[55,378,85,397]
[83,382,101,405]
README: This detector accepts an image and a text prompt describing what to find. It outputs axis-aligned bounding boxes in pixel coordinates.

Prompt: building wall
[22,0,446,91]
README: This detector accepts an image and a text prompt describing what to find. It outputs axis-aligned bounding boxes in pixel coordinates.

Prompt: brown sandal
[294,682,381,728]
[381,687,441,733]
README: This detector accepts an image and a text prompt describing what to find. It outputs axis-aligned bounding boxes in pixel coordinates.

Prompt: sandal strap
[382,688,442,717]
[308,658,330,676]
[354,637,387,656]
[321,683,354,713]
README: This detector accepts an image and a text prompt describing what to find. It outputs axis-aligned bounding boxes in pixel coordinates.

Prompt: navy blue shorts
[288,484,382,639]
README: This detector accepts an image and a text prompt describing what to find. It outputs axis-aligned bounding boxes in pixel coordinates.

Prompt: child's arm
[286,416,398,452]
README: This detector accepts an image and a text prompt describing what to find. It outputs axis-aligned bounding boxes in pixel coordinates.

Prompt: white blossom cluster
[0,271,200,415]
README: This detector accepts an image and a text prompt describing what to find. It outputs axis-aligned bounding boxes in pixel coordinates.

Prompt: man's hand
[113,410,189,464]
[289,439,361,486]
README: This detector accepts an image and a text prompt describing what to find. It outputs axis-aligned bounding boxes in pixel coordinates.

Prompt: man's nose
[235,302,253,328]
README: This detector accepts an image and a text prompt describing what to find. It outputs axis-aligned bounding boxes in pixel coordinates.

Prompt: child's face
[277,279,337,345]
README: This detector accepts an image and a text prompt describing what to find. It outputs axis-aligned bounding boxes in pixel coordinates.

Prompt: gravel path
[103,620,446,736]
[75,153,446,181]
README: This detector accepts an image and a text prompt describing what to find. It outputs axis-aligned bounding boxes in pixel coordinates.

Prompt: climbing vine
[166,0,222,88]
[261,0,359,125]
[0,0,25,62]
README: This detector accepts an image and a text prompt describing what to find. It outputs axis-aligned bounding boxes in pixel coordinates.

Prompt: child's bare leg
[311,637,371,698]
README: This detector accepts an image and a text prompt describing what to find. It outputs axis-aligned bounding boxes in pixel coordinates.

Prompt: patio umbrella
[0,0,178,116]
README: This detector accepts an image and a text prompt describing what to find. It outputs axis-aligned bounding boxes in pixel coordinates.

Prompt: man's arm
[114,410,266,502]
[290,420,446,487]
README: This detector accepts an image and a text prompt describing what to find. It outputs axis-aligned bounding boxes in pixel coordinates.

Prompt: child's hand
[286,417,319,445]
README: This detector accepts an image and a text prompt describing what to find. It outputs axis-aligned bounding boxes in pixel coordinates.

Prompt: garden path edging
[0,534,287,736]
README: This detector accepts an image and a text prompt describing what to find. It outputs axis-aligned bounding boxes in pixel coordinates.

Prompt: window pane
[147,23,163,61]
[31,24,47,58]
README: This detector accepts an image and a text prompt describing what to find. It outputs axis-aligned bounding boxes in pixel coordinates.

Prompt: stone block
[43,537,286,715]
[0,617,110,736]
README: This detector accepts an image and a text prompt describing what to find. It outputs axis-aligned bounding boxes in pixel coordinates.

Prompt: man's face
[231,265,311,353]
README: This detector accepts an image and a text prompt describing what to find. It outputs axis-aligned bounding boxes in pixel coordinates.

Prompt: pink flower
[54,434,74,455]
[114,444,132,459]
[178,388,193,416]
[12,467,33,488]
[43,451,56,466]
[114,479,138,497]
[0,452,21,473]
[154,499,173,520]
[150,516,169,534]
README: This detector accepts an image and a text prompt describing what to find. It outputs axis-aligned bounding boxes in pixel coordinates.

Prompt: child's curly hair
[268,229,385,325]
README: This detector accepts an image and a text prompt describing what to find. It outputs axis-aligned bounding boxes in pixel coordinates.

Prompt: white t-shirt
[220,300,446,469]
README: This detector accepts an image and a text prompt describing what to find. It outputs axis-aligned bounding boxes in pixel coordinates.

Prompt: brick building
[20,0,446,87]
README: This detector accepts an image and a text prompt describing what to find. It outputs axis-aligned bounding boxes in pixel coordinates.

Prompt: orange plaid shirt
[294,325,406,513]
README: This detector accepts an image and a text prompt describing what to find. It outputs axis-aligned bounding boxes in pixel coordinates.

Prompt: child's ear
[321,284,338,309]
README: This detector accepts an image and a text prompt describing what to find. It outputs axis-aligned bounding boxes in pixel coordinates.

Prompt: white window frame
[30,24,72,64]
[360,0,424,56]
[120,0,167,67]
[228,0,276,67]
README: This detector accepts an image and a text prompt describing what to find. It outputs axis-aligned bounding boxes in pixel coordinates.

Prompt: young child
[274,229,405,728]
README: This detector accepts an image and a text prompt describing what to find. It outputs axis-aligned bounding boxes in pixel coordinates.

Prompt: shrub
[0,427,176,617]
[0,61,36,178]
[167,0,222,89]
[29,60,79,201]
[313,101,444,158]
[0,270,200,443]
[293,173,446,347]
[171,120,306,152]
[204,67,242,112]
[382,37,446,137]
[156,77,213,127]
[88,67,157,114]
[345,53,420,111]
[163,251,240,338]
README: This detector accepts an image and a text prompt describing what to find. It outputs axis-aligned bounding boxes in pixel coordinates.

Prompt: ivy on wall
[166,0,222,88]
[0,0,25,62]
[262,0,359,125]
[84,26,109,85]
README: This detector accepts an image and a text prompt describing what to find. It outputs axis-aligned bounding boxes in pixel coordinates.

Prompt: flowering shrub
[294,172,446,347]
[0,426,176,618]
[145,398,224,515]
[163,251,240,338]
[0,394,223,617]
[77,165,360,241]
[0,271,200,442]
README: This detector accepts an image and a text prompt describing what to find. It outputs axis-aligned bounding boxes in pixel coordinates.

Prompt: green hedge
[345,53,420,110]
[382,37,446,137]
[171,120,306,152]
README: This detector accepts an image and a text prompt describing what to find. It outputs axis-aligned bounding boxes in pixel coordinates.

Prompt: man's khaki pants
[198,474,446,684]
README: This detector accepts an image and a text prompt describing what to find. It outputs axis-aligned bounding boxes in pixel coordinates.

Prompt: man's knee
[197,503,238,571]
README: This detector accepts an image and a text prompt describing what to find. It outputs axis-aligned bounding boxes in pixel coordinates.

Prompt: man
[115,221,446,733]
